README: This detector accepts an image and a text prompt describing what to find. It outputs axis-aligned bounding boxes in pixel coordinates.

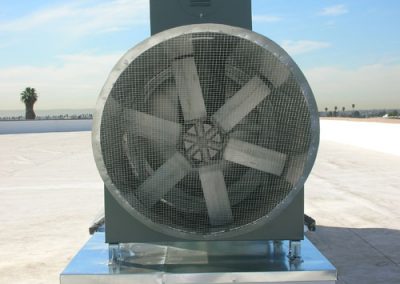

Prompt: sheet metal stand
[60,232,336,284]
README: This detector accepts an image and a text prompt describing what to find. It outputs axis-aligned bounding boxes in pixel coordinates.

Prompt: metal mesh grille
[95,27,317,237]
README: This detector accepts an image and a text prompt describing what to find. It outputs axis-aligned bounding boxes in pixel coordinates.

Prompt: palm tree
[352,104,355,111]
[334,106,338,117]
[20,87,38,120]
[342,106,346,117]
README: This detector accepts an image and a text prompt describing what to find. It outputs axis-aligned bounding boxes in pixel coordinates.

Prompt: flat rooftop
[0,119,399,284]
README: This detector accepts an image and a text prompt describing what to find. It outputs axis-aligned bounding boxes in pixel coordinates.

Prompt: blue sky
[0,0,399,110]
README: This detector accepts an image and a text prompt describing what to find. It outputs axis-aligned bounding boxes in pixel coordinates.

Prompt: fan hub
[183,121,224,164]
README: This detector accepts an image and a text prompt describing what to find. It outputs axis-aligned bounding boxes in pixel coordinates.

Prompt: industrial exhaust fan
[92,0,319,244]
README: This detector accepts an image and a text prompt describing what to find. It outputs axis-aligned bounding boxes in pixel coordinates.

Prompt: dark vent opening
[190,0,211,7]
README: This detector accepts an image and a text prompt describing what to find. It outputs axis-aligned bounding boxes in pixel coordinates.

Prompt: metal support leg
[288,240,302,262]
[108,244,121,265]
[273,240,284,256]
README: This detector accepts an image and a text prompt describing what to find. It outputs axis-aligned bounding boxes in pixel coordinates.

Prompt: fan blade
[229,169,264,206]
[212,77,270,132]
[123,133,155,179]
[199,166,233,226]
[172,57,207,121]
[165,36,193,59]
[105,96,122,117]
[284,153,307,186]
[124,109,181,147]
[223,138,287,176]
[137,152,192,205]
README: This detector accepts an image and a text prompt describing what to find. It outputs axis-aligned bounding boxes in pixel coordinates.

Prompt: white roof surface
[0,119,399,283]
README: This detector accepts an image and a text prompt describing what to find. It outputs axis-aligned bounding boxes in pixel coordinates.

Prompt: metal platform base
[60,232,336,284]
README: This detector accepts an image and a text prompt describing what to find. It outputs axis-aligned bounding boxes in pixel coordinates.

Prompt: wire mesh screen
[94,26,318,238]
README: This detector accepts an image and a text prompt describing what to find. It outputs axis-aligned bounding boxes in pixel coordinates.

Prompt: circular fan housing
[92,24,319,240]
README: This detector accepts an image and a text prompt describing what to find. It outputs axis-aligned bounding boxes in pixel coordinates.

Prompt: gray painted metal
[104,186,305,243]
[150,0,252,35]
[60,232,336,284]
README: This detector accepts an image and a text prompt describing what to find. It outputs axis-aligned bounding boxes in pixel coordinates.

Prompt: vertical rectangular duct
[150,0,252,35]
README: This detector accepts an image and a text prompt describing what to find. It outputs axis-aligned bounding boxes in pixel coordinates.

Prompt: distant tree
[352,104,355,111]
[20,87,38,120]
[353,111,361,118]
[342,106,346,116]
[388,110,399,117]
[325,107,328,112]
[377,110,387,117]
[334,106,338,117]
